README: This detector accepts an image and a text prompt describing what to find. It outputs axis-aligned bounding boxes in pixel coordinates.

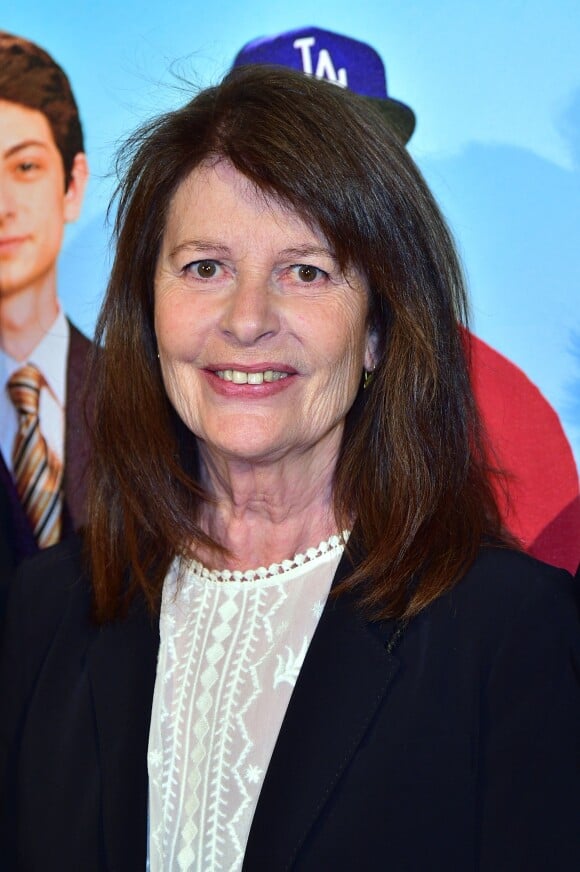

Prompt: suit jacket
[0,323,92,604]
[1,540,579,872]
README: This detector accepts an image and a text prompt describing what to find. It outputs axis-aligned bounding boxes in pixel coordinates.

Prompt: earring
[363,368,375,389]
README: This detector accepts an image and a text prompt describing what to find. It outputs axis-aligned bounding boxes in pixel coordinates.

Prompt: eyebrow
[278,245,335,261]
[4,140,51,159]
[168,240,336,261]
[168,240,232,259]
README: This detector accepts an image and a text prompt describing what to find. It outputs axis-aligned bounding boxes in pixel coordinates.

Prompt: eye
[14,160,41,177]
[185,260,221,278]
[292,264,327,283]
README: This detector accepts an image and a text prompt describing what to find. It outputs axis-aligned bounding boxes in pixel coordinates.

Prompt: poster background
[3,0,580,468]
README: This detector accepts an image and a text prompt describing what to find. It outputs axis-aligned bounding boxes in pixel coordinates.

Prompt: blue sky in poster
[3,0,580,462]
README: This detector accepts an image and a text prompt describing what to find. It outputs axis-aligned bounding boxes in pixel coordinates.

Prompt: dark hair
[0,31,84,187]
[88,64,508,622]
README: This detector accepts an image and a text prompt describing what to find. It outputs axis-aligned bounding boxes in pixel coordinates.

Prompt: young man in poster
[0,31,90,582]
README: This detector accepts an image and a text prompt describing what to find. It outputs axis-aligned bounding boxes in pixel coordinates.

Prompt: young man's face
[0,99,87,301]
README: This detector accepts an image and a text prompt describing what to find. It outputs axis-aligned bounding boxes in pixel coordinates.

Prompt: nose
[219,275,280,346]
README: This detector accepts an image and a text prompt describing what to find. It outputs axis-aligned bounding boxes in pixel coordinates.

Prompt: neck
[196,439,342,570]
[0,278,59,360]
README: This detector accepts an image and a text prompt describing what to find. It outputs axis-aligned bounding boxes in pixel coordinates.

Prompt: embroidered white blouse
[147,533,347,872]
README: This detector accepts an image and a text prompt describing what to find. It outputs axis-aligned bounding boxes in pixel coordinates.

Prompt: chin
[200,415,288,459]
[211,439,288,465]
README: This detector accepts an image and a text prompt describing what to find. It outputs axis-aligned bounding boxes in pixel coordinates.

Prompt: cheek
[319,314,369,375]
[155,300,199,361]
[30,188,66,255]
[155,285,218,353]
[156,347,202,429]
[155,310,179,355]
[32,182,66,222]
[302,318,367,420]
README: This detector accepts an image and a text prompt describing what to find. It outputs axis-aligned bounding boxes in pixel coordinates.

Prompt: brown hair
[88,64,508,622]
[0,31,84,187]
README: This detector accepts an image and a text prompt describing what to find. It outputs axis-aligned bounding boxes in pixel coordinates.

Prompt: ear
[63,152,89,223]
[364,327,379,372]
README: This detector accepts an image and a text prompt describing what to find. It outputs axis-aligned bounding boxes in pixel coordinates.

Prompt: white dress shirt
[0,310,69,472]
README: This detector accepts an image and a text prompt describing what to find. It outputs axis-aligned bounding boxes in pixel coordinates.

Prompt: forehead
[0,99,58,153]
[164,160,323,243]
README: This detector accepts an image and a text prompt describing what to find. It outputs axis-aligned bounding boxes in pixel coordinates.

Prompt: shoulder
[11,533,87,596]
[3,535,92,658]
[392,547,578,669]
[448,546,577,620]
[466,544,574,585]
[411,547,580,674]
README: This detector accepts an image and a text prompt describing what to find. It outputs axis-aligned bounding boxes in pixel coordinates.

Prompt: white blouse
[147,533,347,872]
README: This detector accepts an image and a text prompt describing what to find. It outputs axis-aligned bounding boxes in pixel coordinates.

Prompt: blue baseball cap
[232,26,415,144]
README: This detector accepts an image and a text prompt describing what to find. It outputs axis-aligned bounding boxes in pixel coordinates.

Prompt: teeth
[215,369,289,384]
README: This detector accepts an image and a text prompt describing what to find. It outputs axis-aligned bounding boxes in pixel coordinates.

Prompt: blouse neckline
[183,530,350,585]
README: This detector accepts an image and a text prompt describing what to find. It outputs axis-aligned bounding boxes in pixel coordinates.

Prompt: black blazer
[1,540,579,871]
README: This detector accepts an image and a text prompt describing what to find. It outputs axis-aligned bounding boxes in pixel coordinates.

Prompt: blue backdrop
[3,0,580,470]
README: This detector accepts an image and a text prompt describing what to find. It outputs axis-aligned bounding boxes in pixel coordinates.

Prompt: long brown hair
[88,64,508,622]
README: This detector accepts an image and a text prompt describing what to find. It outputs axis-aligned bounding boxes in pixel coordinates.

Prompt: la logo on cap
[233,27,416,144]
[293,35,348,87]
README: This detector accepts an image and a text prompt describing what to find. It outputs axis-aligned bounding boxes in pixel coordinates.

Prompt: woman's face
[154,160,375,469]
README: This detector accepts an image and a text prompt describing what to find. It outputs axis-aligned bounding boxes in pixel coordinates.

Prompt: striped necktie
[7,364,64,548]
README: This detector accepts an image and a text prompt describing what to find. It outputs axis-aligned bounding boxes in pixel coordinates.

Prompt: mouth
[0,236,29,254]
[215,369,290,385]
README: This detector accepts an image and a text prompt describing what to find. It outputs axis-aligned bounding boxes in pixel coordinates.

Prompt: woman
[1,66,579,871]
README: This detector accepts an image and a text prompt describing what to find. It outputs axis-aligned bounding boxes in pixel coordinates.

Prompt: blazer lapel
[243,555,402,871]
[0,451,37,564]
[64,322,93,530]
[88,599,159,871]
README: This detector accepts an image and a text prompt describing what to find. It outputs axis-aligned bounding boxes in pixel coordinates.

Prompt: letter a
[314,49,348,87]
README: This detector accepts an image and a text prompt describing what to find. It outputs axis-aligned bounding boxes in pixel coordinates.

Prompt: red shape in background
[468,332,580,574]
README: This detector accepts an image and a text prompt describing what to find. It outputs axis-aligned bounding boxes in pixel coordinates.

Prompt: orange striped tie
[7,364,64,548]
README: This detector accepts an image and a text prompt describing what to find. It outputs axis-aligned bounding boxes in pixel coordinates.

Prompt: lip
[206,363,297,374]
[203,363,298,398]
[0,236,29,256]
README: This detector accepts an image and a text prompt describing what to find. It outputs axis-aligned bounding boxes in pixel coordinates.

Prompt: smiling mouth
[215,369,290,385]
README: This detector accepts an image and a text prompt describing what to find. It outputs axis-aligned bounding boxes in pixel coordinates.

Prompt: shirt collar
[0,310,70,405]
